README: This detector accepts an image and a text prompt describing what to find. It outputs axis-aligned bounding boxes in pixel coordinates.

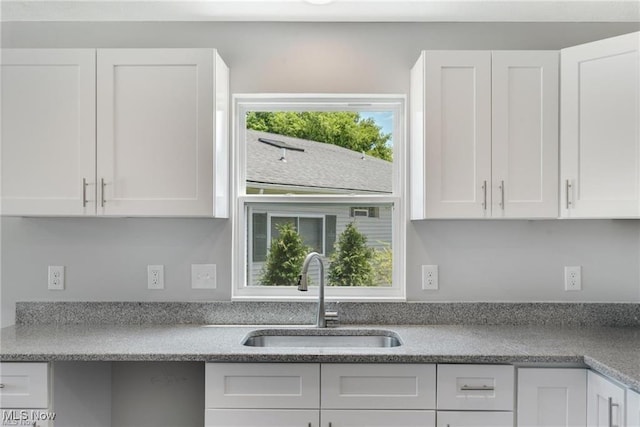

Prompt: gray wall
[2,22,640,327]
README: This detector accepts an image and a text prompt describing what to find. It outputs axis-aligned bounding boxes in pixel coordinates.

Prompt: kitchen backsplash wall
[2,22,640,327]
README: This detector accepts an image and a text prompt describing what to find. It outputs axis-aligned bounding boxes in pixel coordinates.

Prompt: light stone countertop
[1,324,639,392]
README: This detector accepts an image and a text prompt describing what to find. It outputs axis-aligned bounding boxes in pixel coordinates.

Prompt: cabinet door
[1,49,96,216]
[587,371,625,427]
[628,388,640,427]
[560,32,640,218]
[97,49,221,216]
[424,51,492,218]
[436,411,513,427]
[322,410,435,427]
[517,368,586,427]
[205,409,318,427]
[492,51,559,218]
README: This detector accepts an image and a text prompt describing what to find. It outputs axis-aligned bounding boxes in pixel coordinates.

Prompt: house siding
[248,203,392,286]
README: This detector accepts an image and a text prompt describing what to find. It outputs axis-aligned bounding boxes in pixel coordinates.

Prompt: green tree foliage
[246,111,393,161]
[260,222,310,286]
[371,242,393,286]
[328,223,374,287]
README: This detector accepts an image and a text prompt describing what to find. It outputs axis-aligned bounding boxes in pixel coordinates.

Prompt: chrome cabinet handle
[566,179,572,210]
[499,180,505,210]
[460,384,495,391]
[100,178,106,207]
[609,397,619,427]
[482,180,487,210]
[82,178,88,207]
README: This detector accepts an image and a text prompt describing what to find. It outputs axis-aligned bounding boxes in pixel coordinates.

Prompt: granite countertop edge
[1,324,638,392]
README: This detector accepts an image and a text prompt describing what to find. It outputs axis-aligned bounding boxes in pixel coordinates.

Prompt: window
[233,95,405,300]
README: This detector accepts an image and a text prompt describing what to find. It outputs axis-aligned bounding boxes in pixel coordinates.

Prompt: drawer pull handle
[499,180,505,210]
[0,383,5,388]
[460,384,495,391]
[566,179,572,209]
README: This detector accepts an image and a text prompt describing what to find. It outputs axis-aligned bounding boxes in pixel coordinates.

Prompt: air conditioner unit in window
[352,208,370,217]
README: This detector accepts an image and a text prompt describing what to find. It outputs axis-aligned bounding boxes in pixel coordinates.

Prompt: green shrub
[328,223,374,287]
[260,222,310,286]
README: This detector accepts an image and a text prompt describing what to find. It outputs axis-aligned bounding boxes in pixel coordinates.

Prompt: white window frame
[232,94,406,301]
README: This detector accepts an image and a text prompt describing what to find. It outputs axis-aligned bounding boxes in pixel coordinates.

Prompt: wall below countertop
[2,22,640,327]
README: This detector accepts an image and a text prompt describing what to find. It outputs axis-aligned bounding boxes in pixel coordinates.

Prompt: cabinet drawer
[205,409,318,426]
[205,363,319,409]
[436,411,514,427]
[0,362,49,408]
[437,364,514,411]
[321,364,436,409]
[323,409,435,426]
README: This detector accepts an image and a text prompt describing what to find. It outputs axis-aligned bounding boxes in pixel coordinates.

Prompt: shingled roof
[246,130,392,194]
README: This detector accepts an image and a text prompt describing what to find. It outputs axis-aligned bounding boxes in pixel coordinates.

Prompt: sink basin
[242,329,402,348]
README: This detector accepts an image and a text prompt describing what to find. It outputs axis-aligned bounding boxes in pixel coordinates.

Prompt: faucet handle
[324,310,339,327]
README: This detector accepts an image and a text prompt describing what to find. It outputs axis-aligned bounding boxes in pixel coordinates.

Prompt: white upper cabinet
[411,50,559,219]
[492,51,559,218]
[1,49,96,216]
[97,49,229,217]
[1,48,229,217]
[560,32,640,218]
[413,50,492,219]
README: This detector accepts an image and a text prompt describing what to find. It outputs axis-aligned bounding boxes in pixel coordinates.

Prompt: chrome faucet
[297,252,338,328]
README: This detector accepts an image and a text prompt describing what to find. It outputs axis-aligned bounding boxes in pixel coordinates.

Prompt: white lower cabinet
[588,370,626,427]
[517,368,587,427]
[0,362,52,427]
[205,409,318,426]
[322,410,435,426]
[321,364,436,410]
[628,388,640,427]
[437,364,514,411]
[436,411,513,426]
[205,363,437,427]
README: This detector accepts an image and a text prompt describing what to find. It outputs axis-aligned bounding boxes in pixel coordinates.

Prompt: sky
[360,111,394,146]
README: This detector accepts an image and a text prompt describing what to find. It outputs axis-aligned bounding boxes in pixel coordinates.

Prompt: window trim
[232,94,406,301]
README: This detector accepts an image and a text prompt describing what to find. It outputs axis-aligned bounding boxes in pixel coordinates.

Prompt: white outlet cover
[564,266,582,291]
[422,264,438,290]
[147,265,164,290]
[48,265,65,290]
[192,264,217,289]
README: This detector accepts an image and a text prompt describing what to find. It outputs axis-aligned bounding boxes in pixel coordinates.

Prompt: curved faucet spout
[297,252,327,327]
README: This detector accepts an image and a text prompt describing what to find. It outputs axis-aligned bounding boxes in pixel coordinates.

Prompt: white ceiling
[1,0,639,22]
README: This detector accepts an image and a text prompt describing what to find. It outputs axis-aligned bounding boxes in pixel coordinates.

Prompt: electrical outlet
[422,265,438,290]
[48,265,65,290]
[565,266,582,291]
[191,264,217,289]
[147,265,164,290]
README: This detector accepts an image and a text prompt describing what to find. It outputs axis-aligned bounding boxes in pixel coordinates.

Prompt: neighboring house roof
[246,130,392,194]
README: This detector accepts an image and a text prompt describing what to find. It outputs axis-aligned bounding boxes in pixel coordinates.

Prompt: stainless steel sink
[242,329,402,348]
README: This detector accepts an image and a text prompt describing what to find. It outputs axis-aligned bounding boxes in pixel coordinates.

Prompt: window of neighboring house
[251,212,336,261]
[233,95,405,300]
